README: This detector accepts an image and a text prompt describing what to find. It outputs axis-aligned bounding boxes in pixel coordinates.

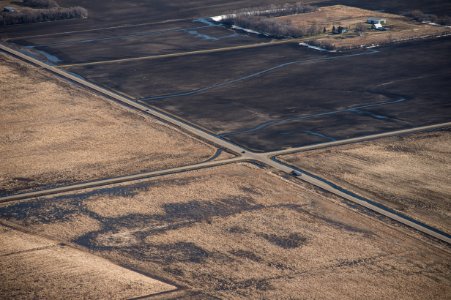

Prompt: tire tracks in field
[140,49,379,102]
[218,94,408,138]
[2,44,450,246]
[19,24,216,48]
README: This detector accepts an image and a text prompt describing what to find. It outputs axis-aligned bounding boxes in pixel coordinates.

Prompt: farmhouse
[332,25,347,34]
[367,17,386,25]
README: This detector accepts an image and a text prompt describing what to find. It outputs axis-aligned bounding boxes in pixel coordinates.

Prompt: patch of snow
[210,7,304,22]
[231,25,269,36]
[195,18,217,26]
[422,21,440,26]
[24,46,61,64]
[299,42,336,52]
[186,30,218,41]
[211,15,235,22]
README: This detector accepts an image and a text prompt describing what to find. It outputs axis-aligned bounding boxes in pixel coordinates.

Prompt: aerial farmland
[0,0,450,299]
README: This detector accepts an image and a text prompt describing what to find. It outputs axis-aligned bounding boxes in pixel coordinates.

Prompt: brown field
[0,54,217,196]
[277,5,450,48]
[0,225,175,299]
[280,129,451,233]
[1,163,449,299]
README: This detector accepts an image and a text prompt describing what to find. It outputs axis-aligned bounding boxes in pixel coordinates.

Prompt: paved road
[1,43,450,245]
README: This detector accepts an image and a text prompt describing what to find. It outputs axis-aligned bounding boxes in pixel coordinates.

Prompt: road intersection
[1,43,450,244]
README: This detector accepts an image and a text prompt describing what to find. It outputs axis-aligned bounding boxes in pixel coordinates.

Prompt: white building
[367,17,387,25]
[372,23,385,30]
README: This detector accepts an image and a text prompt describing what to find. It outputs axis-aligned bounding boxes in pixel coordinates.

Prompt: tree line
[1,0,88,26]
[404,10,451,26]
[227,2,317,18]
[226,16,322,38]
[220,2,320,38]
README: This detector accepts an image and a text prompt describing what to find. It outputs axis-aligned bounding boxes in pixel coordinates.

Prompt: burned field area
[9,20,267,65]
[69,37,451,152]
[0,163,450,299]
[1,0,450,153]
[67,43,330,100]
[0,0,303,40]
[147,38,451,152]
[279,128,451,234]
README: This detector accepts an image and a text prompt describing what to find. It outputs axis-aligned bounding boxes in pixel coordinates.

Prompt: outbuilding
[367,17,386,25]
[372,23,386,31]
[332,25,348,34]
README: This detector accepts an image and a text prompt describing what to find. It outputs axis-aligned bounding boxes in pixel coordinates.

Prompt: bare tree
[404,9,451,25]
[355,23,367,35]
[228,2,317,18]
[231,15,323,38]
[1,6,88,26]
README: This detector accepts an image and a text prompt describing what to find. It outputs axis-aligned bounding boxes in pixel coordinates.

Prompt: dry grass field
[280,129,451,233]
[0,225,175,299]
[1,163,449,299]
[277,5,450,49]
[0,54,217,196]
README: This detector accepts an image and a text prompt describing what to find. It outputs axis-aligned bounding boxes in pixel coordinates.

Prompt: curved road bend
[1,43,450,245]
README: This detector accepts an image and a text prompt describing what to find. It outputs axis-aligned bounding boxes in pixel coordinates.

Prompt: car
[290,170,303,177]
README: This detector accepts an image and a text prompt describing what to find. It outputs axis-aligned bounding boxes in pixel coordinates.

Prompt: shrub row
[0,6,88,25]
[220,2,320,38]
[307,39,336,50]
[228,2,317,18]
[404,10,451,26]
[224,16,322,38]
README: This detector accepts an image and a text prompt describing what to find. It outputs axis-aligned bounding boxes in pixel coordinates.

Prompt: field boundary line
[0,157,245,204]
[0,220,183,294]
[267,122,451,156]
[263,156,451,244]
[58,39,303,68]
[3,18,193,41]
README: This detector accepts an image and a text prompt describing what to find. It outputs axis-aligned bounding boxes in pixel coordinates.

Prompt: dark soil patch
[229,250,262,262]
[260,233,307,249]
